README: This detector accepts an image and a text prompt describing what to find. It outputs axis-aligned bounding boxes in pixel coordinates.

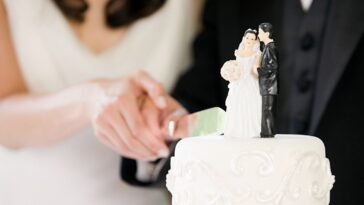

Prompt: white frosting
[167,134,335,205]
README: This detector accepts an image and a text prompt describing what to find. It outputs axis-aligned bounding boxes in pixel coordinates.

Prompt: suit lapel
[309,0,364,133]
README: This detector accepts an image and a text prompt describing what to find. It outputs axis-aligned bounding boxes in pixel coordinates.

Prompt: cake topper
[257,23,279,138]
[221,23,279,139]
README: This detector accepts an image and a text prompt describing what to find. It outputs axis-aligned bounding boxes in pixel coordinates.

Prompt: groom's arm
[265,44,279,71]
[258,45,279,77]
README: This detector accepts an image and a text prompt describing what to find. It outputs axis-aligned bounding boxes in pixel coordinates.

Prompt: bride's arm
[0,1,90,149]
[0,0,27,99]
[0,2,169,160]
[0,89,93,149]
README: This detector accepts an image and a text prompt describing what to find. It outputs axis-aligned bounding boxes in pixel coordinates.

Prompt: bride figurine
[221,29,262,138]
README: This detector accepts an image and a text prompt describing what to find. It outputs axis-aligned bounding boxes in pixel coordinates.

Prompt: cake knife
[166,107,226,140]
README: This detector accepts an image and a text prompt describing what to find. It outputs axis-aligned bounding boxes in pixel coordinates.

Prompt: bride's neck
[83,0,108,27]
[68,0,127,54]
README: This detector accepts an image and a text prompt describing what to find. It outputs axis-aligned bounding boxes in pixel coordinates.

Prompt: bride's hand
[140,95,187,143]
[86,71,170,160]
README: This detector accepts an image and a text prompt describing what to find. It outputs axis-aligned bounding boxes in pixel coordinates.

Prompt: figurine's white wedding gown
[224,54,262,138]
[0,0,195,204]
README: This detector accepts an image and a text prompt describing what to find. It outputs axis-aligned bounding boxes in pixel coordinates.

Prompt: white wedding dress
[0,0,196,204]
[224,54,262,138]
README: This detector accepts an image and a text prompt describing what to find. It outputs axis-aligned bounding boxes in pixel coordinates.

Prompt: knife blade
[166,107,226,140]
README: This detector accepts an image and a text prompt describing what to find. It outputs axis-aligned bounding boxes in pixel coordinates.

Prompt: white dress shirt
[301,0,314,11]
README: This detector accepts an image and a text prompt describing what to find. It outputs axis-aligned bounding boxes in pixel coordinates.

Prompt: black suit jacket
[258,42,279,95]
[172,0,364,204]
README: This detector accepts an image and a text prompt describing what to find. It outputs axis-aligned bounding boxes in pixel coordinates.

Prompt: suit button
[301,33,315,51]
[297,70,312,93]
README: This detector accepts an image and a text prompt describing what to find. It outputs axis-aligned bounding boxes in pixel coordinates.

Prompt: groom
[257,23,279,138]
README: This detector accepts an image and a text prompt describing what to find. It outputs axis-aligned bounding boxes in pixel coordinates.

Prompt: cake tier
[167,134,335,205]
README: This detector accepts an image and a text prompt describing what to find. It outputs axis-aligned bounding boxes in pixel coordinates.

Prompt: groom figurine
[257,23,279,138]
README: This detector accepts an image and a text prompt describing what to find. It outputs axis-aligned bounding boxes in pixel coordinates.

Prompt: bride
[221,29,262,138]
[0,0,197,204]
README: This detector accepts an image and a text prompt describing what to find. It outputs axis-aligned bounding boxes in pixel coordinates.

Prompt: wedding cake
[166,25,335,205]
[167,135,335,205]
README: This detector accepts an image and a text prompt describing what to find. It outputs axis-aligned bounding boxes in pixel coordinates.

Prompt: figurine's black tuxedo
[258,41,279,137]
[122,0,364,204]
[258,42,279,96]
